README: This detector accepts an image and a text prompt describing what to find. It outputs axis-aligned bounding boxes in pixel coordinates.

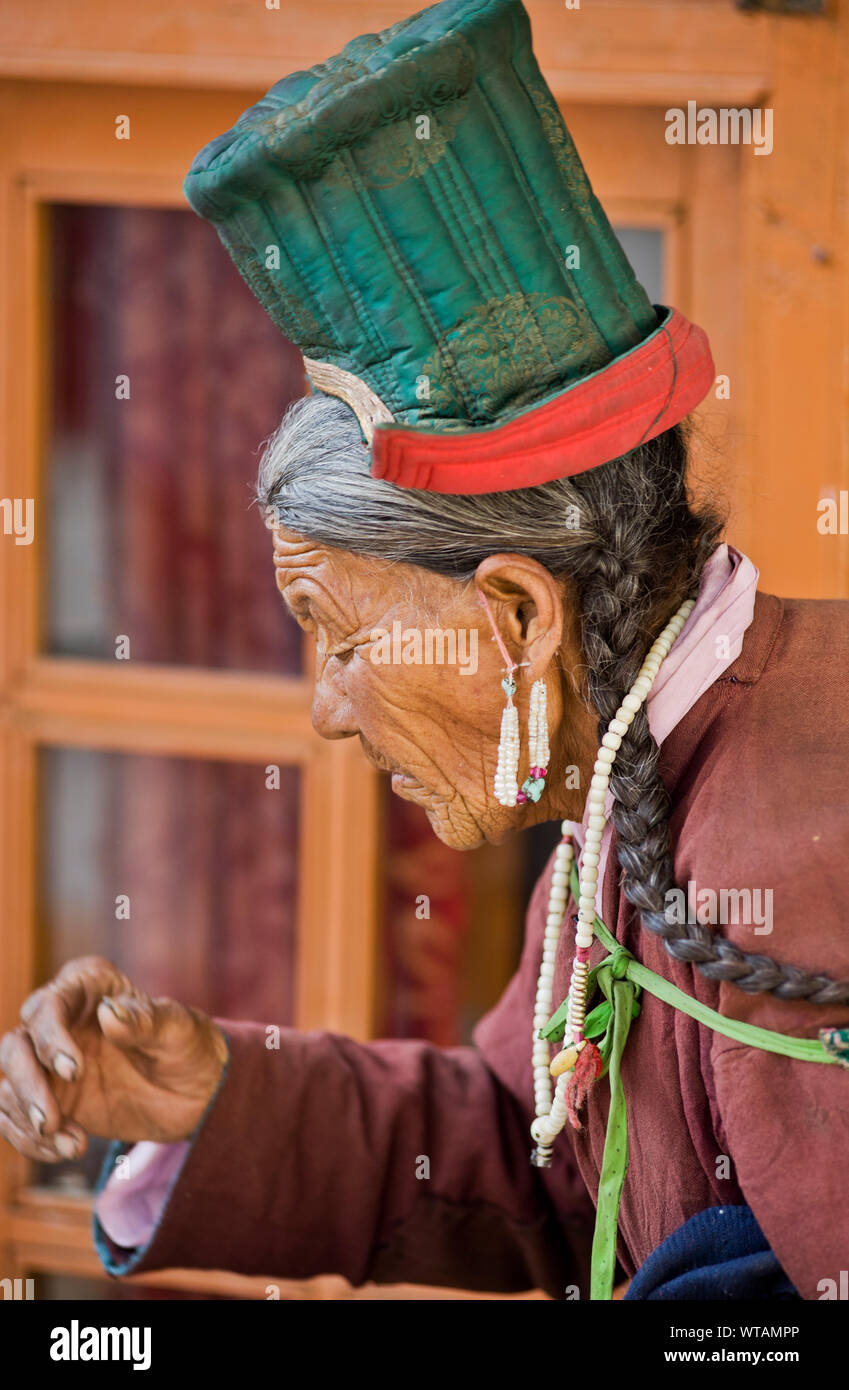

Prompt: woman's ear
[474,553,565,680]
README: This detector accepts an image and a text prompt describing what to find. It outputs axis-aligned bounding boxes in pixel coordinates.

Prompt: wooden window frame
[0,136,380,1296]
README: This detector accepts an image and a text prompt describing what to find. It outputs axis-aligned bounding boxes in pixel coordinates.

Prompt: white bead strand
[529,834,573,1162]
[494,697,520,806]
[528,678,550,772]
[529,597,695,1165]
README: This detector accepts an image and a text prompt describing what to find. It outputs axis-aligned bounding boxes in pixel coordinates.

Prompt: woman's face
[271,525,597,849]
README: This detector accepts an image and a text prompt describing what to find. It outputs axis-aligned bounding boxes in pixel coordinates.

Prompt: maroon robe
[95,592,849,1297]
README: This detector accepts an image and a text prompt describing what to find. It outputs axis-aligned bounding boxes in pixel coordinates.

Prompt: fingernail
[101,995,133,1028]
[54,1052,77,1081]
[101,997,130,1024]
[29,1104,45,1134]
[54,1132,78,1159]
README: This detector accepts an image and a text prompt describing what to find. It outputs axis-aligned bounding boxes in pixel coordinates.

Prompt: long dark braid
[569,429,849,1006]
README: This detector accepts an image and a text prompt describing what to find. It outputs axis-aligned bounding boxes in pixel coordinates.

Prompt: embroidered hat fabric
[185,0,714,492]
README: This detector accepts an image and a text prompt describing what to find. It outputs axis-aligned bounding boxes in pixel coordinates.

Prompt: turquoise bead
[521,776,545,803]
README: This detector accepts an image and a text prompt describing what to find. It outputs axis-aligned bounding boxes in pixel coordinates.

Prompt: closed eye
[282,596,316,635]
[326,632,373,664]
[326,637,361,664]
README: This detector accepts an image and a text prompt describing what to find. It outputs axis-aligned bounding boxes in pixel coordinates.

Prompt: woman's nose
[310,661,359,741]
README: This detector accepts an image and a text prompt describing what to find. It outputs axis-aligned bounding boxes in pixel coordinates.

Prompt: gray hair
[258,394,684,582]
[257,392,848,1006]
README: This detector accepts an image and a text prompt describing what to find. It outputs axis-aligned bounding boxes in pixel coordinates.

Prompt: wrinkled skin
[0,959,228,1160]
[0,529,599,1162]
[272,526,600,849]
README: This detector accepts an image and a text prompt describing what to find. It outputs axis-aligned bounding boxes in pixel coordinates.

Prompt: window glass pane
[612,225,664,305]
[47,203,304,673]
[35,746,299,1191]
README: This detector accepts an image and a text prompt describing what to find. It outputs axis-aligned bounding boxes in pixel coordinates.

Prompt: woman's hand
[0,956,229,1162]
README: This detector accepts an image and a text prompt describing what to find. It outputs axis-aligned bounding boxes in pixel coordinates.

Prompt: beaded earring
[478,588,550,808]
[493,670,520,807]
[520,677,550,804]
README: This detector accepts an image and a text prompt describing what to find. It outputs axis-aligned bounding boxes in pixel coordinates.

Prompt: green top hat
[185,0,713,493]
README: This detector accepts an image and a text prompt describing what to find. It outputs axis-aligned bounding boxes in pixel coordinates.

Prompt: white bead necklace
[529,597,695,1166]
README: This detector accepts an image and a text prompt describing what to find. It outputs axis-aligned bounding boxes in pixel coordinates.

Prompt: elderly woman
[2,0,848,1302]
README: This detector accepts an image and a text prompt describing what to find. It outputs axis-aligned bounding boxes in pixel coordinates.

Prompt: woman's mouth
[391,772,425,799]
[358,740,426,798]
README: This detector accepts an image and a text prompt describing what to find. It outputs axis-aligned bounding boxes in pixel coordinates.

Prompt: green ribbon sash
[538,860,844,1301]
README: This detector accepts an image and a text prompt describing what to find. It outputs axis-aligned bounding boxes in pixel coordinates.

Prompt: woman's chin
[425,801,489,850]
[389,774,490,849]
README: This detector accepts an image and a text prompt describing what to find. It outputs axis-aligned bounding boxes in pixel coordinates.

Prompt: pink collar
[647,543,759,745]
[567,543,759,910]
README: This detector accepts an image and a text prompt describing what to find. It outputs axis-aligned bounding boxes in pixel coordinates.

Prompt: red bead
[516,790,528,803]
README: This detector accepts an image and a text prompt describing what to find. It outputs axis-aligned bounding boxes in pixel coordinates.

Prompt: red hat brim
[371,307,714,495]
